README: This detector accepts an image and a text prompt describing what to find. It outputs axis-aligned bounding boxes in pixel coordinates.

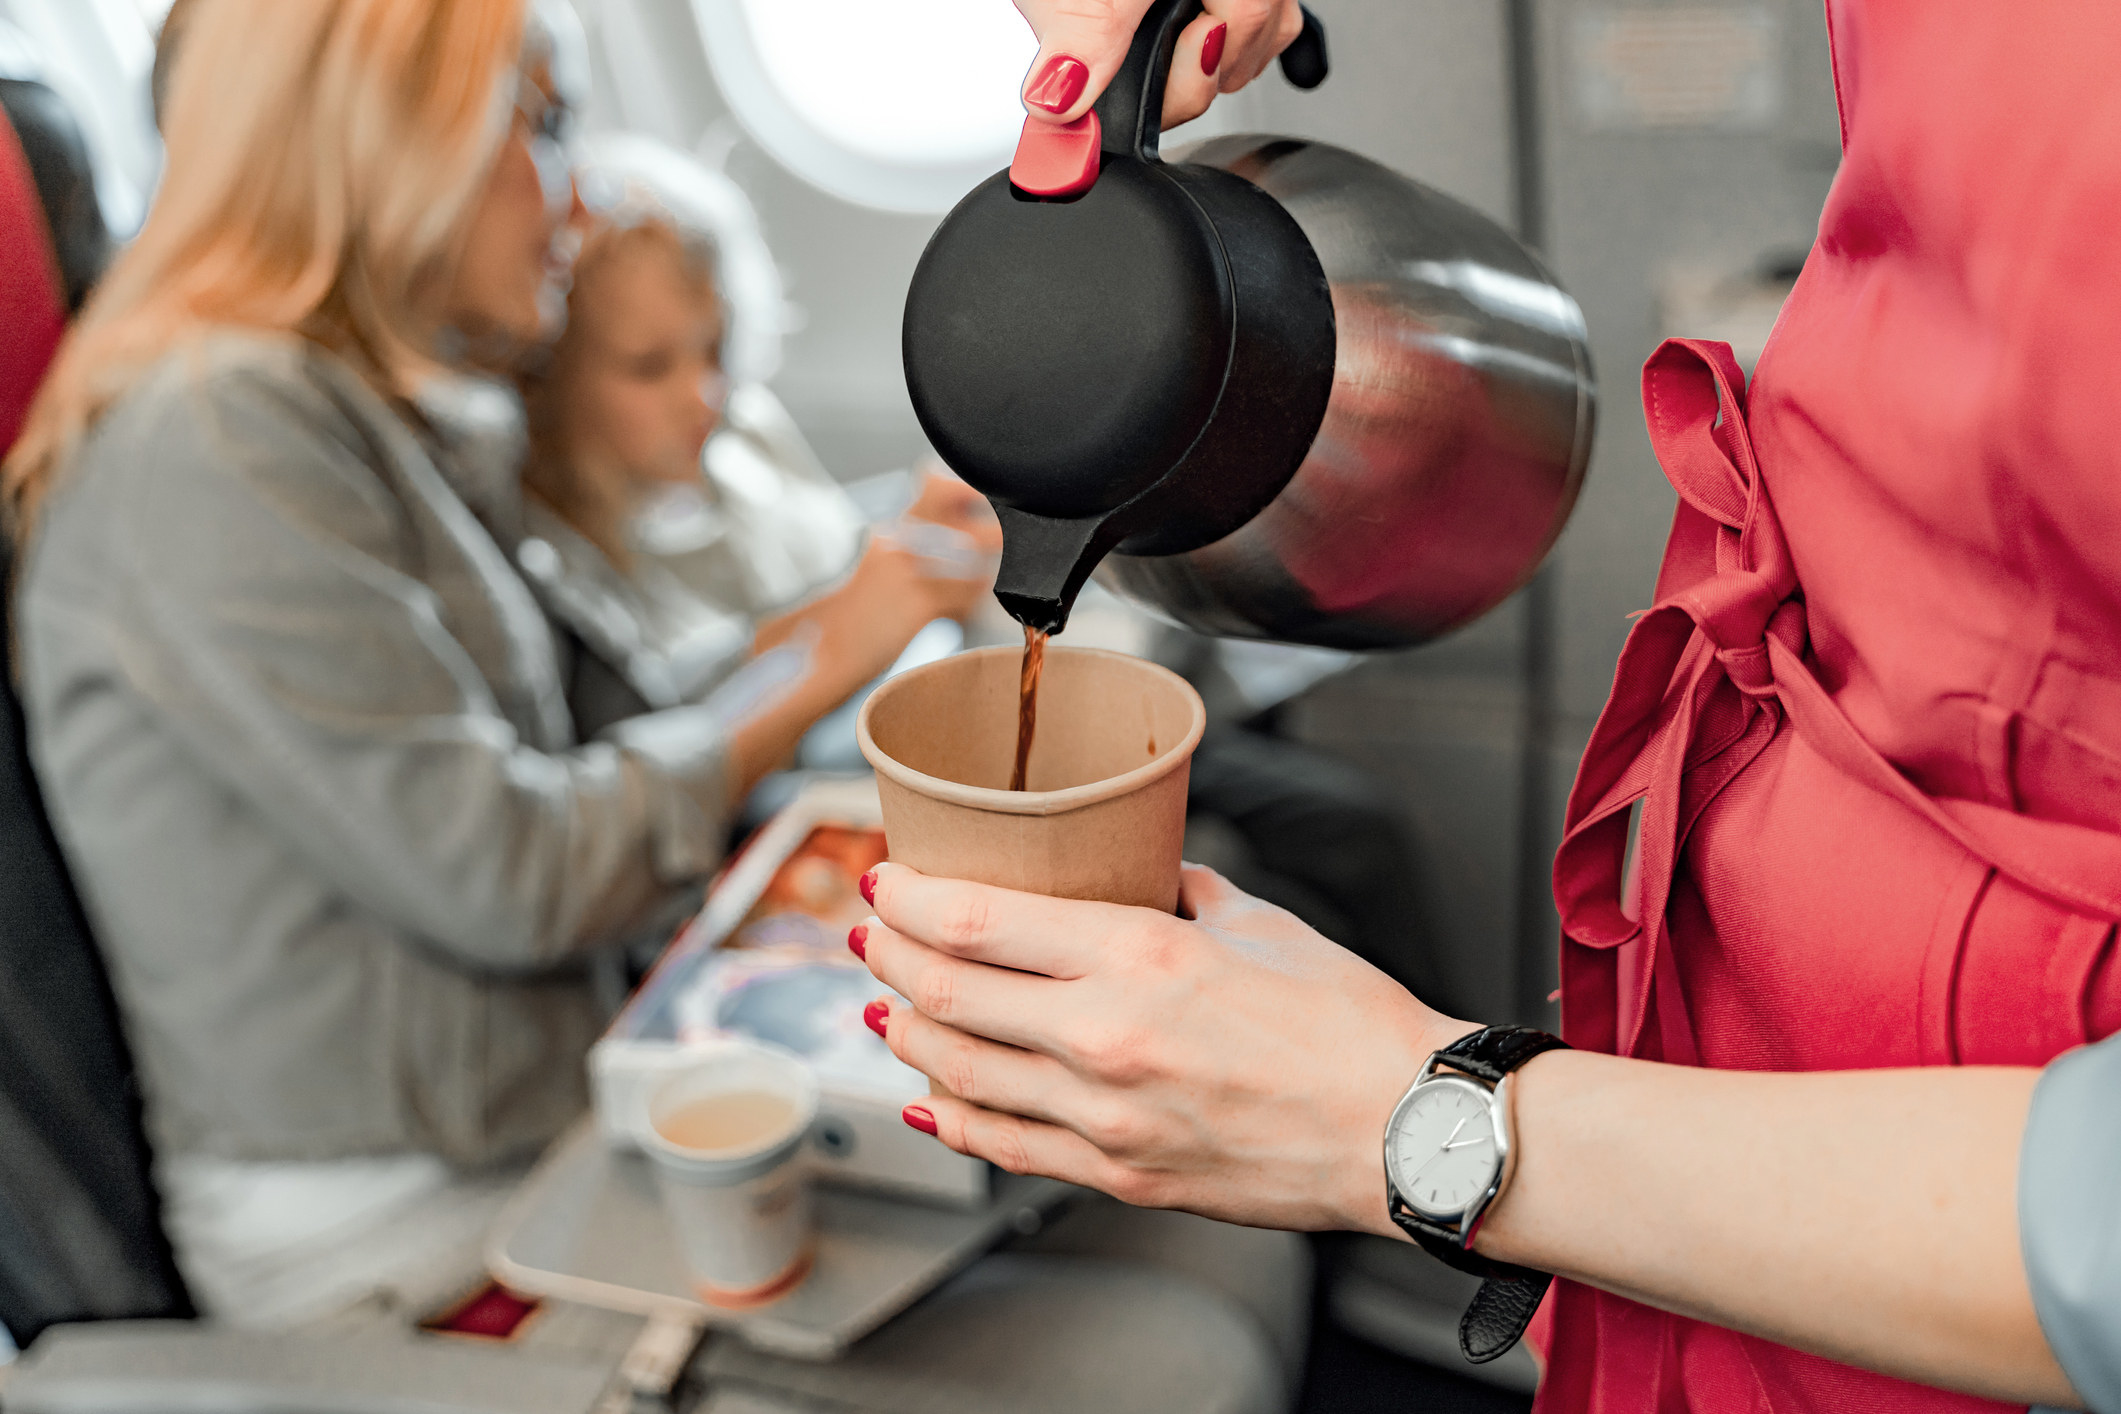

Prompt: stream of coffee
[1009,625,1049,792]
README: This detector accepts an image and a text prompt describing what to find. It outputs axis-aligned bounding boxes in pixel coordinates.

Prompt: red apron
[1540,2,2121,1410]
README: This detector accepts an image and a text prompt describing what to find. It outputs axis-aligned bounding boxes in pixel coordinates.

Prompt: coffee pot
[902,0,1594,648]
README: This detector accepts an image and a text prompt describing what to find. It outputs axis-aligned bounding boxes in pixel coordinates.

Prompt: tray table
[488,1119,1077,1361]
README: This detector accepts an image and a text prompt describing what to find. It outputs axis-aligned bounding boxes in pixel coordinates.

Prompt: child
[517,171,998,796]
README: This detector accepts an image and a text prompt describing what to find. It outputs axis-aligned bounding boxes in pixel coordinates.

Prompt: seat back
[0,76,112,313]
[0,538,193,1346]
[0,91,191,1346]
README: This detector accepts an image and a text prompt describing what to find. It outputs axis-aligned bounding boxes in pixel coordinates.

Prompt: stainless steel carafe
[902,0,1594,649]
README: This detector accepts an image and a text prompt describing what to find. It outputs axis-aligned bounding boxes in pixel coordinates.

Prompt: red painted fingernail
[863,999,890,1037]
[1201,23,1227,75]
[1025,54,1089,114]
[847,924,868,960]
[858,870,877,906]
[902,1104,938,1136]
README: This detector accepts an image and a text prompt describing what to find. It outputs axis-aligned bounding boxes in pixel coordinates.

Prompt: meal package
[591,778,989,1206]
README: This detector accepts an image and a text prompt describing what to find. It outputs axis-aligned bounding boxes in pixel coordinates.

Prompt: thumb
[1014,0,1156,123]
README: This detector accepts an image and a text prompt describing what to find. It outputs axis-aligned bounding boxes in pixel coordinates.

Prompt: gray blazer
[17,335,731,1168]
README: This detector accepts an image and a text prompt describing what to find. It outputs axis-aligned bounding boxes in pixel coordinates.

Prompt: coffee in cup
[857,645,1207,912]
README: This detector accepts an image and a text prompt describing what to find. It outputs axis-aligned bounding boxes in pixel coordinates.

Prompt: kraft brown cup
[856,645,1208,914]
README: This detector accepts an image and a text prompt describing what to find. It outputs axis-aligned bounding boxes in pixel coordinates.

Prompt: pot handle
[1281,7,1330,91]
[1094,1,1330,164]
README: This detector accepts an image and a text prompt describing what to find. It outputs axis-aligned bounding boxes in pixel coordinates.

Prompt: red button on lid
[1008,111,1101,198]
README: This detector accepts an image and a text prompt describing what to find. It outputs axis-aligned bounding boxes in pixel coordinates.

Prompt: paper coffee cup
[641,1043,820,1308]
[856,645,1207,912]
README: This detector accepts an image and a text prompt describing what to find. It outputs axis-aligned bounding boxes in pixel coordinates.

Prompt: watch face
[1386,1076,1502,1220]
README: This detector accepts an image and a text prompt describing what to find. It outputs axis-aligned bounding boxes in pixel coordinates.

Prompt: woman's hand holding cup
[854,861,1477,1237]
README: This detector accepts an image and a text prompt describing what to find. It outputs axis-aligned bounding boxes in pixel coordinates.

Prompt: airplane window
[690,0,1036,213]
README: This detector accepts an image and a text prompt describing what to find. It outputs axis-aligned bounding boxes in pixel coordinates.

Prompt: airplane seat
[0,94,63,461]
[0,75,112,314]
[0,90,191,1350]
[0,544,198,1349]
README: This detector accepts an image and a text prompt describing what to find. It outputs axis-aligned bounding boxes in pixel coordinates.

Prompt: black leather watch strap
[1460,1268,1553,1364]
[1391,1203,1541,1278]
[1392,1202,1555,1361]
[1432,1023,1571,1086]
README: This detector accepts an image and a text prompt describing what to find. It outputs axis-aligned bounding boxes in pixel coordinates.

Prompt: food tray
[488,1118,1076,1361]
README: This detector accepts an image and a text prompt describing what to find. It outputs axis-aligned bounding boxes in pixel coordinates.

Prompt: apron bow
[1553,340,1803,1062]
[1556,337,2121,1065]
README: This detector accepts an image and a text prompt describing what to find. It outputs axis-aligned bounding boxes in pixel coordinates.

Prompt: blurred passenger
[550,136,893,629]
[0,0,774,1326]
[513,153,998,762]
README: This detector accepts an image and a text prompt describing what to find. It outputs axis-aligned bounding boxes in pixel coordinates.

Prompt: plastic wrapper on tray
[590,778,991,1207]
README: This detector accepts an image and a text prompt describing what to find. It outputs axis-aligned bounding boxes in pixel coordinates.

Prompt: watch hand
[1442,1129,1492,1151]
[1406,1115,1472,1184]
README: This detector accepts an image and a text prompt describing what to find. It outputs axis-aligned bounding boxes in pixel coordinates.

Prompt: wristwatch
[1383,1024,1570,1363]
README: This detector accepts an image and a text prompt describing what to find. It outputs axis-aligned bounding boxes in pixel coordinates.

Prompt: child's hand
[846,539,946,631]
[918,557,994,623]
[907,465,1003,560]
[891,465,1001,622]
[844,536,988,636]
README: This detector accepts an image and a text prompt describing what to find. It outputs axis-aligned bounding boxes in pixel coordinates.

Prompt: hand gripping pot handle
[1093,2,1330,168]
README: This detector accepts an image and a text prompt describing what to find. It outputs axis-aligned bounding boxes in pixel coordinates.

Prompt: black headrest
[0,77,110,312]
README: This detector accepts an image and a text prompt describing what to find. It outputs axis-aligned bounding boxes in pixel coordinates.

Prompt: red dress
[1544,2,2121,1409]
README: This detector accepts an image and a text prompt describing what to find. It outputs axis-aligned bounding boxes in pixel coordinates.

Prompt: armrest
[1,1322,611,1414]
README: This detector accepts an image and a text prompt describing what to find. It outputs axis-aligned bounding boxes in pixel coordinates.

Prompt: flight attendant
[852,1,2121,1408]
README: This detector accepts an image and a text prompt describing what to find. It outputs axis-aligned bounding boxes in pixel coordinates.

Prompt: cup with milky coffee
[641,1042,820,1308]
[857,645,1207,912]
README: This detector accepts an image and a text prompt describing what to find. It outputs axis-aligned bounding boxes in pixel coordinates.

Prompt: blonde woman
[1,0,759,1325]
